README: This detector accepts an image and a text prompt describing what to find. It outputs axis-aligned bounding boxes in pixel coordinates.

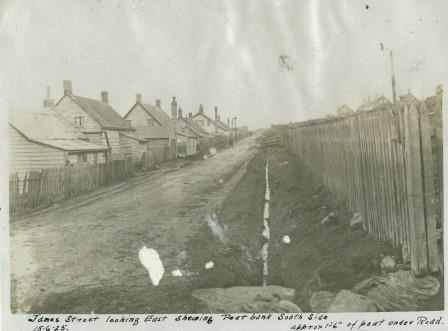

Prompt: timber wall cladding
[282,97,442,275]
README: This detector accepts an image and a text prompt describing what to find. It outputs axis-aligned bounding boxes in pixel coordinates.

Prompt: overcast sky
[1,0,447,129]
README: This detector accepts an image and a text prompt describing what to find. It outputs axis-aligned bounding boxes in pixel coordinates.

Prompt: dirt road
[10,133,262,313]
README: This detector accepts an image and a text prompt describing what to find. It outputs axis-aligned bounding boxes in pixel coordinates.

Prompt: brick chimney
[43,86,55,108]
[156,99,161,107]
[63,80,73,96]
[214,106,218,120]
[199,104,204,114]
[178,107,183,119]
[227,117,230,126]
[101,91,108,104]
[188,112,192,118]
[136,93,142,103]
[171,97,177,119]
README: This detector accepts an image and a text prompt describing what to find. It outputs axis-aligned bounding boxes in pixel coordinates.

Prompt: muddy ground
[10,135,443,313]
[180,146,443,312]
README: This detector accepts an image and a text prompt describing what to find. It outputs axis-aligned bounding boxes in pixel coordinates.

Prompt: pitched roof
[215,119,232,131]
[10,106,85,140]
[9,106,109,152]
[179,117,213,137]
[125,102,176,140]
[71,95,135,131]
[119,132,147,142]
[357,96,392,112]
[336,105,354,116]
[372,95,392,108]
[140,103,173,127]
[134,126,172,140]
[399,92,419,104]
[191,112,231,131]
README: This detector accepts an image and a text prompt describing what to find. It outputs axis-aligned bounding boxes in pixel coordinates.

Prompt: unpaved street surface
[10,134,443,313]
[10,133,262,313]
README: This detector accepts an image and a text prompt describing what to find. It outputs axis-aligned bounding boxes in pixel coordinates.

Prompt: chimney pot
[171,96,178,119]
[63,80,73,96]
[156,99,161,107]
[188,112,192,118]
[43,86,55,108]
[101,91,108,104]
[199,104,204,113]
[136,93,142,103]
[178,107,183,119]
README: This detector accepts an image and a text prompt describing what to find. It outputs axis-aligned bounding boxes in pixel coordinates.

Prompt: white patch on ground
[265,186,270,201]
[263,202,270,219]
[203,154,208,160]
[171,269,183,277]
[219,178,224,184]
[209,147,217,155]
[262,159,270,286]
[282,235,291,244]
[138,246,164,286]
[261,242,269,276]
[262,218,270,239]
[205,261,215,269]
[207,213,226,242]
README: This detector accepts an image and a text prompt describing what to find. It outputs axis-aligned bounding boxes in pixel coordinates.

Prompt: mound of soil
[266,147,443,311]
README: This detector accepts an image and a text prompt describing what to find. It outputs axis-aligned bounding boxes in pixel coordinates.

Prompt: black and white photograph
[1,0,447,330]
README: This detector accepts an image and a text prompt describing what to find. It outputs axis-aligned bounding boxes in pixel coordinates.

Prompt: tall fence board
[281,96,442,275]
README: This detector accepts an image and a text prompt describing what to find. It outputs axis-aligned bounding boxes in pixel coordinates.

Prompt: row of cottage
[10,80,245,177]
[334,87,443,116]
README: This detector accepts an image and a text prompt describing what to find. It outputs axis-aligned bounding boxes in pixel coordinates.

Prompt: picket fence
[9,158,134,216]
[281,96,443,275]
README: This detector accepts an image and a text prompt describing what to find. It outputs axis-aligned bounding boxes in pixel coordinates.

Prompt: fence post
[404,103,428,274]
[419,103,439,272]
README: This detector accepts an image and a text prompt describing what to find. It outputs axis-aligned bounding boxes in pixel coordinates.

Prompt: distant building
[191,105,232,136]
[9,106,109,177]
[124,94,176,158]
[399,91,420,105]
[336,105,354,117]
[54,80,135,160]
[357,95,392,112]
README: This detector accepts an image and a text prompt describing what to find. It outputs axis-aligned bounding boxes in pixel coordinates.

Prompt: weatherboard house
[124,94,177,158]
[191,104,232,136]
[9,106,109,177]
[54,80,136,160]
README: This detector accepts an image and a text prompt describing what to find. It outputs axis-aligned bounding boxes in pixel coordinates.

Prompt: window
[195,120,204,127]
[147,119,154,127]
[75,116,84,127]
[77,152,87,163]
[207,120,211,126]
[126,119,132,125]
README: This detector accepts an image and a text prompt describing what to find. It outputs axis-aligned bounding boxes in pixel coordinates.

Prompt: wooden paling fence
[10,159,133,216]
[282,97,442,275]
[141,145,172,169]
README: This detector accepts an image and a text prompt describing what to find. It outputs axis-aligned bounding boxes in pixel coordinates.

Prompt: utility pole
[388,49,401,143]
[233,116,237,139]
[390,50,397,105]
